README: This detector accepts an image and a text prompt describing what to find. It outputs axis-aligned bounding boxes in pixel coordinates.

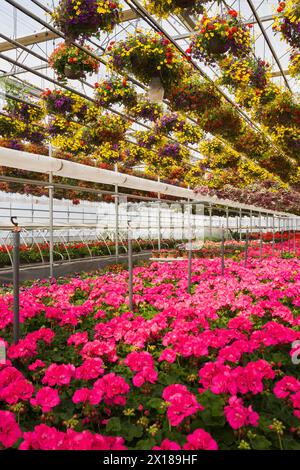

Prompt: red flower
[228,9,238,18]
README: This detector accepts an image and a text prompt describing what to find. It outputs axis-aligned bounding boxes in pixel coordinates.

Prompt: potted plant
[191,10,252,65]
[273,0,300,49]
[52,0,121,41]
[4,101,44,122]
[0,114,26,138]
[198,103,243,140]
[82,113,128,146]
[219,56,270,90]
[126,96,163,122]
[144,0,211,18]
[255,91,300,129]
[49,42,100,80]
[108,30,187,91]
[94,76,137,107]
[168,74,221,114]
[289,50,300,77]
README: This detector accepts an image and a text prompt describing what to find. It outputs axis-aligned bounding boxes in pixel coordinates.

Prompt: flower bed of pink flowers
[1,254,300,450]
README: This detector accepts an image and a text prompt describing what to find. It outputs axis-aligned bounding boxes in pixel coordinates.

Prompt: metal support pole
[250,209,253,233]
[11,217,20,344]
[158,177,161,251]
[281,218,284,254]
[187,200,192,293]
[272,215,275,256]
[294,222,296,253]
[221,228,225,276]
[288,218,291,253]
[259,212,262,261]
[48,172,54,278]
[244,229,249,268]
[226,207,229,240]
[114,164,119,262]
[208,204,212,239]
[128,223,133,311]
[239,208,242,242]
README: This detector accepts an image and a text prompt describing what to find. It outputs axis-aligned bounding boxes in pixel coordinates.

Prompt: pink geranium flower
[30,387,60,412]
[0,411,22,448]
[183,429,218,450]
[42,363,75,387]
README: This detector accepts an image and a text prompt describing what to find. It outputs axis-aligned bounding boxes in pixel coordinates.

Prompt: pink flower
[72,388,92,404]
[274,376,300,399]
[19,424,66,450]
[30,387,60,412]
[224,396,259,429]
[67,331,88,347]
[42,363,75,387]
[158,349,177,363]
[75,358,104,381]
[28,359,46,371]
[183,429,218,450]
[163,384,203,427]
[93,373,130,406]
[0,411,22,448]
[153,439,181,450]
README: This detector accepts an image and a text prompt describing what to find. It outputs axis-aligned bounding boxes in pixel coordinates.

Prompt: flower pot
[207,37,229,55]
[63,66,84,80]
[175,0,196,8]
[148,76,165,103]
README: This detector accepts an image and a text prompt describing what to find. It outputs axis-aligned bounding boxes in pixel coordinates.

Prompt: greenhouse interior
[0,0,300,455]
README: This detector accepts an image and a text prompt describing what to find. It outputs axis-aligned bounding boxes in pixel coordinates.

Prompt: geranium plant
[52,0,121,41]
[143,0,211,18]
[94,76,137,107]
[49,42,100,80]
[191,10,252,65]
[108,30,187,90]
[273,0,300,49]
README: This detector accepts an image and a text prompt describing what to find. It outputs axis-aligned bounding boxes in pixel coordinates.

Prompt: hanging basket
[63,66,85,80]
[148,76,165,103]
[207,37,229,55]
[175,0,196,8]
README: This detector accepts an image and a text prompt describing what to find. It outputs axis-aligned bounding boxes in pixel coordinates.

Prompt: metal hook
[11,216,18,227]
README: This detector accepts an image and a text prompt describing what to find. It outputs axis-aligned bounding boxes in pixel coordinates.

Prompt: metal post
[187,200,192,293]
[259,212,262,260]
[239,208,242,242]
[48,172,54,278]
[244,229,249,268]
[114,164,119,262]
[221,227,225,276]
[250,209,253,233]
[11,217,20,344]
[294,221,296,253]
[281,218,284,254]
[209,204,212,239]
[226,207,229,240]
[157,177,161,251]
[128,222,133,311]
[272,215,275,256]
[288,218,291,253]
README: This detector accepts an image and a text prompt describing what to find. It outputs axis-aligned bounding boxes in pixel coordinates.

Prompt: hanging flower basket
[94,76,137,107]
[108,31,187,90]
[82,113,128,147]
[289,50,300,77]
[144,0,210,18]
[52,0,121,41]
[219,56,270,90]
[199,103,243,140]
[0,114,26,138]
[191,11,252,66]
[49,42,100,81]
[4,101,44,123]
[256,91,300,129]
[168,74,221,115]
[273,0,300,49]
[125,96,163,122]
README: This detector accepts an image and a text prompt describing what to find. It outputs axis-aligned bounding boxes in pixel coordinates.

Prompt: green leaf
[106,417,121,434]
[135,438,156,450]
[250,435,272,450]
[124,424,144,442]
